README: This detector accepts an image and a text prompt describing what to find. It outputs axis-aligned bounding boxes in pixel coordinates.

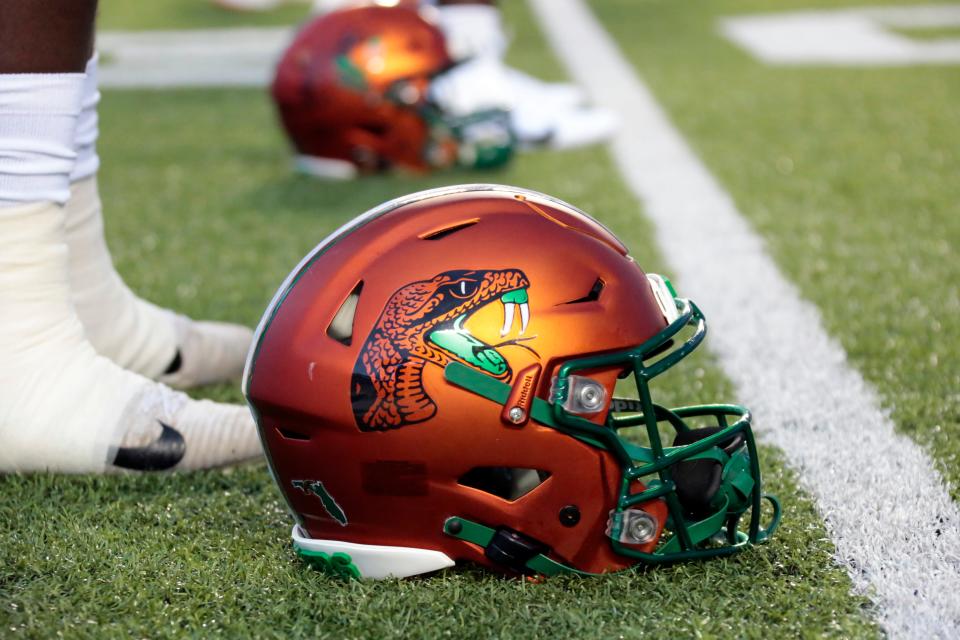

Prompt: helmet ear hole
[458,467,550,501]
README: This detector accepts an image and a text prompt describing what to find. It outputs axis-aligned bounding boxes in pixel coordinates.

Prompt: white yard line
[528,0,960,637]
[97,28,293,88]
[719,5,960,66]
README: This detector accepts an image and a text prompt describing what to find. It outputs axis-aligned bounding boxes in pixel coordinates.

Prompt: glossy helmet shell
[271,4,452,174]
[245,185,673,575]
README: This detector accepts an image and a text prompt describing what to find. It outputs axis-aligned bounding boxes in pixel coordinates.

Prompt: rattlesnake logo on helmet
[351,268,537,431]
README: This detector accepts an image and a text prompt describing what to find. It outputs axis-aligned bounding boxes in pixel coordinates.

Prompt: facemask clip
[550,374,608,415]
[606,509,659,545]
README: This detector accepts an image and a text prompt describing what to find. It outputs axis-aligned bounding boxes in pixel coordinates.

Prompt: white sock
[0,74,83,206]
[0,72,261,472]
[65,54,254,388]
[70,54,100,184]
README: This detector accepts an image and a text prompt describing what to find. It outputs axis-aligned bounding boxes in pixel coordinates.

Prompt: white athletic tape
[528,0,960,636]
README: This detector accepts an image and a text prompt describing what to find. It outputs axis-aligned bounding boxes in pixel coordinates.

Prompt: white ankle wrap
[66,177,179,379]
[0,200,262,473]
[63,56,252,387]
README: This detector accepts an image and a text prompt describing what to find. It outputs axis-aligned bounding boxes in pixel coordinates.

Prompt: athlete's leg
[0,0,261,473]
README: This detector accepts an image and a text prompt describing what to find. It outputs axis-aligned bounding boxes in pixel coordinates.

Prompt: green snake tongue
[500,288,528,305]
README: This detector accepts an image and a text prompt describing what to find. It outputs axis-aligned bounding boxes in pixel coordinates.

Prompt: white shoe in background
[512,100,618,150]
[429,54,618,151]
[504,66,585,111]
[434,3,617,150]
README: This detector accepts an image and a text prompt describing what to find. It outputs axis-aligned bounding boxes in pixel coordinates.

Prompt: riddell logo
[502,363,542,426]
[515,372,535,409]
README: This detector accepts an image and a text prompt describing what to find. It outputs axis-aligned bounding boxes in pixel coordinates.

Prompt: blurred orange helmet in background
[271,4,513,178]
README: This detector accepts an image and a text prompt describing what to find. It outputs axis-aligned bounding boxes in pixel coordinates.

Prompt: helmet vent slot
[276,426,310,441]
[458,467,550,501]
[419,219,478,241]
[357,122,389,137]
[327,281,364,346]
[562,278,605,305]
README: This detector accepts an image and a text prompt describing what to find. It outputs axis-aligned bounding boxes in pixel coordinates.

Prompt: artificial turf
[591,0,960,495]
[889,25,960,41]
[1,1,882,638]
[98,0,310,30]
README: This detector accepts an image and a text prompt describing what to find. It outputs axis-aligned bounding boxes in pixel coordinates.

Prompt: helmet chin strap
[442,517,590,577]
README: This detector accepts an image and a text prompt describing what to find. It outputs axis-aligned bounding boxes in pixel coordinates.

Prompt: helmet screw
[558,505,581,527]
[447,519,463,535]
[577,381,606,412]
[507,407,525,424]
[625,511,658,544]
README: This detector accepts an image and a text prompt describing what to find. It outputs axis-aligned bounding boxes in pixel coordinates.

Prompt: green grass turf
[98,0,310,30]
[1,1,878,638]
[889,25,960,40]
[0,92,878,638]
[592,0,960,494]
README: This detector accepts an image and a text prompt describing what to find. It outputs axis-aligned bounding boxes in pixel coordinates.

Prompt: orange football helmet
[244,185,779,578]
[271,4,513,178]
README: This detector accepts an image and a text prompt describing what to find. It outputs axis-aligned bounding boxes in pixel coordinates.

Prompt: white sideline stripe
[856,4,960,27]
[97,28,293,88]
[719,5,960,66]
[529,0,960,637]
